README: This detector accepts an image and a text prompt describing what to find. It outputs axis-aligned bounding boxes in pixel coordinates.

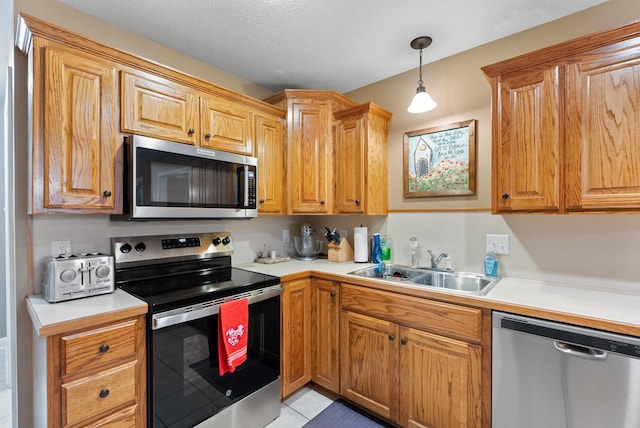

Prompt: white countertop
[236,259,640,334]
[27,289,148,337]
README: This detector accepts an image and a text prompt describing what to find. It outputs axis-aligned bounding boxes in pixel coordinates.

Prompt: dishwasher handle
[554,340,608,360]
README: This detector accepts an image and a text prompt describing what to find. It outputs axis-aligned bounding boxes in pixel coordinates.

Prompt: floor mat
[302,401,392,428]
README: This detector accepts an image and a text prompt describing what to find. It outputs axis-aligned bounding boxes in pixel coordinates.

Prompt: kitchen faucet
[428,249,449,270]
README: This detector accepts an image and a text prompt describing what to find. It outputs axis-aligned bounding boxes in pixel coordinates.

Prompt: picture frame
[403,119,476,198]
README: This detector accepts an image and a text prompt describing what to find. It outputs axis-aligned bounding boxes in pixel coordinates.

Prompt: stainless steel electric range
[112,232,282,428]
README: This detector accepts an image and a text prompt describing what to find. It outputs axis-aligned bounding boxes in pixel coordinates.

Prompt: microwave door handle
[243,165,249,207]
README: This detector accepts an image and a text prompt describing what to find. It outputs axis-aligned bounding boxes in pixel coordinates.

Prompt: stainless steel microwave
[119,135,257,220]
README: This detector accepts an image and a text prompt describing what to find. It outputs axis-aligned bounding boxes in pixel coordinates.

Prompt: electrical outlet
[486,234,509,255]
[51,240,71,257]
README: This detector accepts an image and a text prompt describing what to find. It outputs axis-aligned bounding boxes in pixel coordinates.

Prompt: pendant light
[407,36,437,113]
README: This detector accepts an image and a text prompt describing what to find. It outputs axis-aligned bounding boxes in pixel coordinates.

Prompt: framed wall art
[403,119,476,198]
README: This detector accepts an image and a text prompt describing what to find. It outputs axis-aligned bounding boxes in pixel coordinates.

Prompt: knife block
[328,239,354,262]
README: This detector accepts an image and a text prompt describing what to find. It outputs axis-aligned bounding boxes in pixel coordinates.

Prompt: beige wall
[348,0,640,210]
[10,0,640,425]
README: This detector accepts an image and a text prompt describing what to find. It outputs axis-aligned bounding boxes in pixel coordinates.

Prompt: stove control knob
[134,242,146,253]
[213,237,222,246]
[95,265,111,278]
[60,269,76,282]
[120,243,132,254]
[222,237,231,246]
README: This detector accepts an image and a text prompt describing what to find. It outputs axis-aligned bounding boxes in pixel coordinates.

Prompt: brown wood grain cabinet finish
[311,279,340,393]
[340,283,488,427]
[255,114,286,214]
[264,90,391,215]
[33,39,122,213]
[483,20,640,213]
[16,14,285,214]
[47,315,146,427]
[281,278,312,398]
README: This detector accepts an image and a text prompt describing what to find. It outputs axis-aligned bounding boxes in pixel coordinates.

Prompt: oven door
[149,289,281,428]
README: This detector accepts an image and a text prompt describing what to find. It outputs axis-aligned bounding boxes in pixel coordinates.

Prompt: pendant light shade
[407,36,437,113]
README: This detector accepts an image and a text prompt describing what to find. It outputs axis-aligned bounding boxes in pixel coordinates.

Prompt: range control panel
[111,232,234,267]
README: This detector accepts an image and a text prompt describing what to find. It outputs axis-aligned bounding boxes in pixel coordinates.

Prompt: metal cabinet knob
[188,128,195,135]
[99,389,110,399]
[330,291,336,297]
[502,193,509,199]
[320,200,325,205]
[103,190,112,197]
[400,338,407,345]
[388,335,395,341]
[99,344,110,353]
[355,199,360,206]
[259,199,265,204]
[205,132,211,139]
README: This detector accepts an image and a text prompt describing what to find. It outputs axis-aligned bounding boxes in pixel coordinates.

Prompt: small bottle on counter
[381,234,393,263]
[371,233,383,263]
[484,252,498,277]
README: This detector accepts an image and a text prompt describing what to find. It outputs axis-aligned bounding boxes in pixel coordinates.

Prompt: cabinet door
[39,44,121,212]
[398,327,483,428]
[311,279,340,393]
[340,310,398,421]
[121,72,199,145]
[335,116,366,214]
[256,114,285,214]
[200,96,254,155]
[281,278,312,398]
[493,67,561,213]
[288,101,333,213]
[565,47,640,211]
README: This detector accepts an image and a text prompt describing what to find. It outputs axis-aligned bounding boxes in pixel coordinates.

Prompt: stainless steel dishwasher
[492,311,640,428]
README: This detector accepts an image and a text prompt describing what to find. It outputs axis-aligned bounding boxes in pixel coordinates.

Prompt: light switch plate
[486,234,509,255]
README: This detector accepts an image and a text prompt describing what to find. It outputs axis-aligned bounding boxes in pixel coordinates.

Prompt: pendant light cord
[418,47,424,87]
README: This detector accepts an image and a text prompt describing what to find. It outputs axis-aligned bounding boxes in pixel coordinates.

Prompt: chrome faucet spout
[428,249,448,269]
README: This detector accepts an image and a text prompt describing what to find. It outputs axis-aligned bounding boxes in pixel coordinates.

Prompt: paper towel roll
[354,227,369,263]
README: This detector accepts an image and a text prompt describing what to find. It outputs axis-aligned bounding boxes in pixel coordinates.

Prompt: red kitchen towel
[218,298,248,375]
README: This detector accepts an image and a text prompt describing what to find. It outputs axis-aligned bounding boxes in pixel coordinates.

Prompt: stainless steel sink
[348,264,499,296]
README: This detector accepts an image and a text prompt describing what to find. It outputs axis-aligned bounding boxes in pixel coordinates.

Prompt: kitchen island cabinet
[482,19,640,214]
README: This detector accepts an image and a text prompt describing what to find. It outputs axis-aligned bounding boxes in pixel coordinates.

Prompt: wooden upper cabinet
[200,96,254,155]
[34,40,122,213]
[264,89,390,215]
[255,114,286,214]
[122,72,258,155]
[493,67,562,213]
[483,20,640,214]
[334,103,391,215]
[565,45,640,211]
[121,72,199,146]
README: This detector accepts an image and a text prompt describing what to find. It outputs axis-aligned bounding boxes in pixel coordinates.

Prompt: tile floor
[265,386,334,428]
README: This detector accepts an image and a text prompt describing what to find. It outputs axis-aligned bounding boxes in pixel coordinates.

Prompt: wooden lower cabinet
[311,279,340,393]
[340,283,487,428]
[41,314,146,427]
[281,278,312,398]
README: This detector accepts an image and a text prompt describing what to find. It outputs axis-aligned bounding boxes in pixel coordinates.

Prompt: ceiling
[58,0,605,93]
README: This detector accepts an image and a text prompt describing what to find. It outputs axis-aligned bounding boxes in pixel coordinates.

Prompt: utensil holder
[328,239,354,262]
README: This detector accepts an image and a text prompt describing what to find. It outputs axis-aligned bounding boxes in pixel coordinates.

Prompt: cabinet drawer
[61,319,138,376]
[62,361,137,427]
[341,283,482,342]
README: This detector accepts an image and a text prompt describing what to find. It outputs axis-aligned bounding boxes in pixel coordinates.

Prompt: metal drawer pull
[99,389,110,399]
[99,344,110,353]
[553,341,608,360]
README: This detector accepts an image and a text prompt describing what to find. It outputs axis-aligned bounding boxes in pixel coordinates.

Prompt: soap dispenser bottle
[372,233,383,263]
[484,252,498,277]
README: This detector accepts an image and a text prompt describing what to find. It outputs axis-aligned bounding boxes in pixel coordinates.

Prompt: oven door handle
[152,285,282,330]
